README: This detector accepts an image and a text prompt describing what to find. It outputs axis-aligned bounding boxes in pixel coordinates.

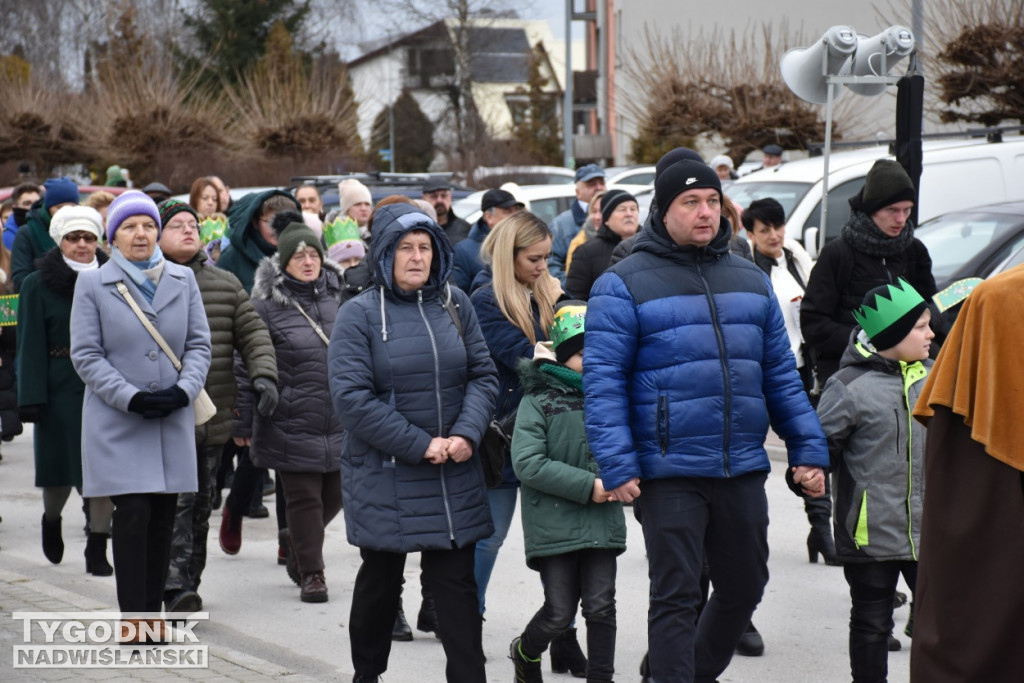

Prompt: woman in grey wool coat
[71,191,211,641]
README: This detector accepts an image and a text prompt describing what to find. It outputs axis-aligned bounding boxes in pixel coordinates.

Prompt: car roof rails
[291,172,455,186]
[806,124,1024,156]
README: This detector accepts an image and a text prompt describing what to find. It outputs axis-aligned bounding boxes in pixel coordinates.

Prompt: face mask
[12,207,29,226]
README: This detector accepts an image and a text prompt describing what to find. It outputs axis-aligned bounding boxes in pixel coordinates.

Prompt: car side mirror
[803,227,820,260]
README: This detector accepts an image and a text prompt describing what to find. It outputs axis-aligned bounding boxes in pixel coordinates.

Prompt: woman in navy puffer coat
[328,203,498,682]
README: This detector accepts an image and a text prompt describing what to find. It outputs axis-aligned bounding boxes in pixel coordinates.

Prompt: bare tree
[622,23,876,165]
[883,0,1024,127]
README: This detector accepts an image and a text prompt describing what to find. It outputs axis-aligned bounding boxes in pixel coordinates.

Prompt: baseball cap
[422,177,451,194]
[574,164,605,183]
[481,189,524,212]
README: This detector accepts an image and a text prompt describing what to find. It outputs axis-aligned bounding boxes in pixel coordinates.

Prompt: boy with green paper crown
[816,278,933,683]
[323,215,365,271]
[509,300,626,683]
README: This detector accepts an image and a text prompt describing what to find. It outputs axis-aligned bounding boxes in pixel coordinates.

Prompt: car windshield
[726,181,812,216]
[917,211,1024,281]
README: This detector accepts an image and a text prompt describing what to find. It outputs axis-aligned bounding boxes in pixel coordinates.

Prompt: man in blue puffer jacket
[583,160,829,683]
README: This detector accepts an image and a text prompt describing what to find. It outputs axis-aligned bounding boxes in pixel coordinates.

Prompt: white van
[727,136,1024,256]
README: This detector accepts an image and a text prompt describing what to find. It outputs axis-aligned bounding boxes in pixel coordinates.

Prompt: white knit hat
[337,179,372,219]
[709,154,734,171]
[49,205,104,244]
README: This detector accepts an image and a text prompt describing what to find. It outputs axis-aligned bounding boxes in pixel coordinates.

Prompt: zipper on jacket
[902,363,918,561]
[418,290,456,541]
[695,259,732,476]
[657,395,668,455]
[894,409,901,459]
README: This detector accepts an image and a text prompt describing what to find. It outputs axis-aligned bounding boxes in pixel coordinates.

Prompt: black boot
[510,636,544,683]
[392,583,413,642]
[417,585,439,636]
[42,515,64,564]
[84,532,113,576]
[735,621,765,656]
[550,627,587,677]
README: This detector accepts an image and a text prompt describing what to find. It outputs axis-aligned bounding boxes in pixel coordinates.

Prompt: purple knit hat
[106,190,162,243]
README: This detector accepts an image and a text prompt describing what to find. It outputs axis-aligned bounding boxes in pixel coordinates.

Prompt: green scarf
[540,363,583,392]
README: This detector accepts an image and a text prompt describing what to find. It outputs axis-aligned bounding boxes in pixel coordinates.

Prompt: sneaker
[509,637,543,683]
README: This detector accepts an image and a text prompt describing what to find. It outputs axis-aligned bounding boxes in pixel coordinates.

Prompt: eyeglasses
[165,221,199,233]
[64,232,98,243]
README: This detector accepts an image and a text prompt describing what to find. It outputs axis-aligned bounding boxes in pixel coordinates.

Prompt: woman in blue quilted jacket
[328,203,498,683]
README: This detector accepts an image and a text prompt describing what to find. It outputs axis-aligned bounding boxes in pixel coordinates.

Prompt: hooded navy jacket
[583,210,828,490]
[328,204,498,553]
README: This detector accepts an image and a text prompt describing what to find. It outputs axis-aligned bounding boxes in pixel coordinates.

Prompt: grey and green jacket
[512,343,627,570]
[817,329,931,564]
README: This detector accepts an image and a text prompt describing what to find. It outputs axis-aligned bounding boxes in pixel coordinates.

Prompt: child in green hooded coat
[509,300,626,683]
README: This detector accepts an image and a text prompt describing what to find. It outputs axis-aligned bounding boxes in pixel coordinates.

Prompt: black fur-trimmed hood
[37,247,109,299]
[251,253,344,307]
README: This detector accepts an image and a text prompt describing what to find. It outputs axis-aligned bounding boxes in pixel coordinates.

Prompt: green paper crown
[853,278,926,340]
[200,216,227,243]
[549,305,586,349]
[324,216,361,247]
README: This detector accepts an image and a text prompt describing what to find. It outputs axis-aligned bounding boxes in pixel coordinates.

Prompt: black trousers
[349,543,485,682]
[637,473,770,683]
[110,493,178,615]
[166,443,221,594]
[845,561,917,683]
[226,446,286,531]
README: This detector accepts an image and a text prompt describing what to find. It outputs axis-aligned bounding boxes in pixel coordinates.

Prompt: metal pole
[388,37,396,173]
[563,0,574,168]
[821,79,835,249]
[912,0,924,52]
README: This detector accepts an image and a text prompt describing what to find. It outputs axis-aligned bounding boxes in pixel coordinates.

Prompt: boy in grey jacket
[817,278,933,683]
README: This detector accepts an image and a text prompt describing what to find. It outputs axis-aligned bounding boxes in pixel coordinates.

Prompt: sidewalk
[0,428,910,682]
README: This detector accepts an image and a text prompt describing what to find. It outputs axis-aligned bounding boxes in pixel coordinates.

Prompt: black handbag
[478,410,517,488]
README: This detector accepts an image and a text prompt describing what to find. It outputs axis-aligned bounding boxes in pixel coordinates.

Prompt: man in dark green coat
[158,199,279,613]
[11,177,80,291]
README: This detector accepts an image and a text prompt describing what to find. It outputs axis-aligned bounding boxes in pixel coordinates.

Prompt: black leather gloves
[253,377,279,417]
[127,386,189,419]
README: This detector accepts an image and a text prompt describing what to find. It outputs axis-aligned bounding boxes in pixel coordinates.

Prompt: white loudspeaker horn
[781,25,858,104]
[846,26,915,96]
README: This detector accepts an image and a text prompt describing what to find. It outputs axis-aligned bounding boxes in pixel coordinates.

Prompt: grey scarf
[841,210,915,257]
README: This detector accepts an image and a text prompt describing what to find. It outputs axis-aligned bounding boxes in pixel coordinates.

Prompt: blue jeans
[474,486,517,613]
[637,473,769,683]
[522,549,618,679]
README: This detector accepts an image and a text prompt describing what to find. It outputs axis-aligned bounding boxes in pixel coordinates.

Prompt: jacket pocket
[657,395,668,455]
[854,488,869,549]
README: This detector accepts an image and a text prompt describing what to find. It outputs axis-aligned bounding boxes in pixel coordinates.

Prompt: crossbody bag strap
[441,282,464,339]
[115,281,183,372]
[292,301,330,346]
